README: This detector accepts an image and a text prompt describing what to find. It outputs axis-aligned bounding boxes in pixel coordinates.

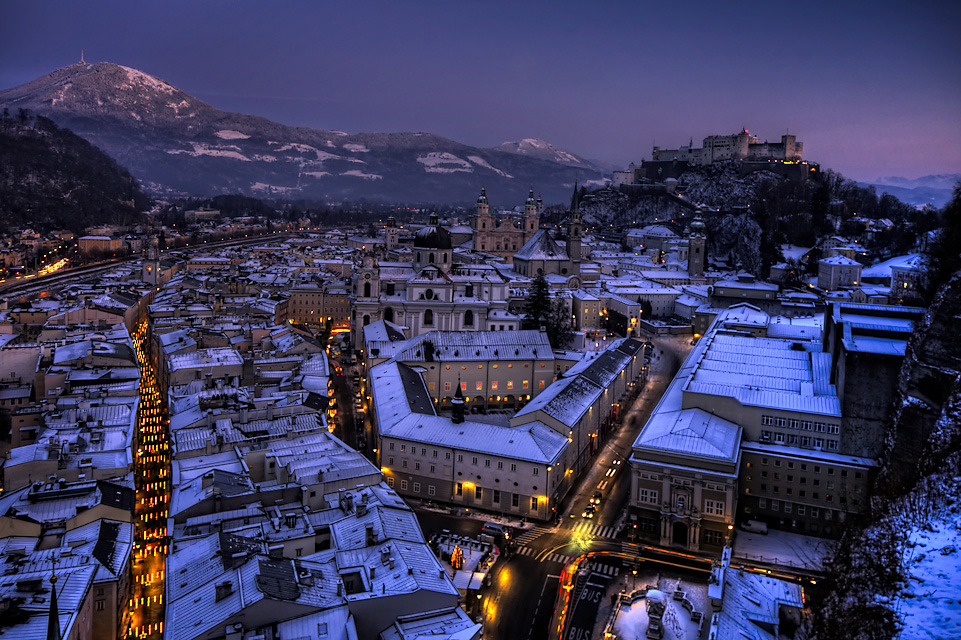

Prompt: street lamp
[632,567,638,591]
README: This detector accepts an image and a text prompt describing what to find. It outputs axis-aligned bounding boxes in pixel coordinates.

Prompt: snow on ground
[733,528,834,571]
[120,65,177,94]
[215,130,250,140]
[166,143,250,162]
[305,171,330,178]
[605,574,707,640]
[341,170,382,180]
[52,83,71,105]
[251,183,297,194]
[862,253,922,278]
[343,143,370,152]
[467,156,513,178]
[781,244,811,261]
[417,152,474,174]
[891,492,961,638]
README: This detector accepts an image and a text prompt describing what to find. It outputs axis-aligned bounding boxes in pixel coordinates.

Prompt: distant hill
[0,62,604,204]
[0,109,148,234]
[859,174,960,208]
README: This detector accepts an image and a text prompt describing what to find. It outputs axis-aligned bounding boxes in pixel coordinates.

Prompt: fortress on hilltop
[651,128,802,165]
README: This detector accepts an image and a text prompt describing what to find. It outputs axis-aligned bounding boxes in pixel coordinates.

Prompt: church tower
[357,251,380,302]
[688,214,707,278]
[385,216,399,252]
[524,185,539,239]
[471,186,492,252]
[566,184,582,264]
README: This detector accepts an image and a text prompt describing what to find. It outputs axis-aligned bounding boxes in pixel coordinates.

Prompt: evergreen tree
[522,274,551,330]
[546,299,574,349]
[923,182,961,303]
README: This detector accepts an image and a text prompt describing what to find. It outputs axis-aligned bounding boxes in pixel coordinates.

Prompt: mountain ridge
[0,62,605,204]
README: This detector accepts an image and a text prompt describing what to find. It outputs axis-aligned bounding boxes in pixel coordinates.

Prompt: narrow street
[124,319,172,639]
[411,334,692,640]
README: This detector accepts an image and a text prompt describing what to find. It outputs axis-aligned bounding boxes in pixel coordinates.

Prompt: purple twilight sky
[2,0,959,182]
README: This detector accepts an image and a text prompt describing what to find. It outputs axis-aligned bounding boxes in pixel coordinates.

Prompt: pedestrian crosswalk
[513,526,550,545]
[587,562,621,577]
[566,522,617,539]
[513,547,623,575]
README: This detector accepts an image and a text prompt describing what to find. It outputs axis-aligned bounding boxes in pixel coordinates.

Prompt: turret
[451,380,465,424]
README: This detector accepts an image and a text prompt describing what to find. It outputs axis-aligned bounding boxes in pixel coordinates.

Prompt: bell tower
[471,186,493,252]
[385,216,399,252]
[524,185,539,239]
[357,251,380,302]
[688,215,707,278]
[566,184,582,264]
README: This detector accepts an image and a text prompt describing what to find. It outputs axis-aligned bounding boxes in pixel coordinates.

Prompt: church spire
[47,558,61,640]
[569,178,580,213]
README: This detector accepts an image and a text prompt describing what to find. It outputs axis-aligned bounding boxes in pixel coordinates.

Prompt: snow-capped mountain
[0,63,604,203]
[494,138,609,172]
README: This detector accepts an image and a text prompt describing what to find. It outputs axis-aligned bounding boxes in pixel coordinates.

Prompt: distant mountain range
[0,62,607,204]
[859,174,959,209]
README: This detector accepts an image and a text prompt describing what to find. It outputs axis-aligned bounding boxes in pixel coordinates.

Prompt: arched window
[424,309,434,326]
[429,253,435,264]
[384,307,394,322]
[465,284,474,298]
[363,314,370,326]
[417,251,422,262]
[464,310,474,326]
[443,253,448,263]
[363,282,371,298]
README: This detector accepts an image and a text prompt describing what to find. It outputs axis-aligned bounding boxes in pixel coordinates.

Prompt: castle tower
[385,216,399,251]
[566,184,582,264]
[688,215,707,278]
[524,185,539,238]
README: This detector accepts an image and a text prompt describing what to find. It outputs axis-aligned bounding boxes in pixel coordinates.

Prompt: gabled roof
[514,230,569,262]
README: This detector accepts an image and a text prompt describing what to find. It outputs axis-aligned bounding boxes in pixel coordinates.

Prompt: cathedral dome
[414,226,453,249]
[414,214,453,249]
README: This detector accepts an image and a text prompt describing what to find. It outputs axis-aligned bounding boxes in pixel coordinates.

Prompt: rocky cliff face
[0,63,603,203]
[880,272,961,494]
